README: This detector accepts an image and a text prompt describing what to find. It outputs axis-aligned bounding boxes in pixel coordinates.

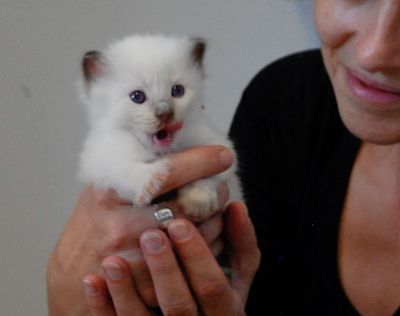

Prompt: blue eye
[171,85,185,98]
[130,90,146,104]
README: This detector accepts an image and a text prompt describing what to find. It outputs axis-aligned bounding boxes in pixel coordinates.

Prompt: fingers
[140,230,199,315]
[161,145,234,195]
[223,202,261,301]
[83,274,116,316]
[129,258,158,307]
[103,256,154,316]
[167,220,235,315]
[79,181,228,311]
[84,256,154,316]
[85,203,258,316]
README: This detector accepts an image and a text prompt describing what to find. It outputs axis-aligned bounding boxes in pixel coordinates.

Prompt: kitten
[78,35,242,218]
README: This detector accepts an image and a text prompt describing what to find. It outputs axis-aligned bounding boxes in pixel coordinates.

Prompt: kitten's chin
[151,121,184,149]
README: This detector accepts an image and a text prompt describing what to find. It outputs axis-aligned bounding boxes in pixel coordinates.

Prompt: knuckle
[102,233,126,251]
[149,259,177,277]
[101,225,136,252]
[152,265,174,280]
[239,248,261,277]
[163,302,197,316]
[195,279,228,300]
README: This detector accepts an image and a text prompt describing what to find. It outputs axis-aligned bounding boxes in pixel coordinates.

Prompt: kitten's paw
[136,159,173,205]
[178,181,219,218]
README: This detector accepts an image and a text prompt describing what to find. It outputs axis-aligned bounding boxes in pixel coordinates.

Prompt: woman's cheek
[314,0,354,48]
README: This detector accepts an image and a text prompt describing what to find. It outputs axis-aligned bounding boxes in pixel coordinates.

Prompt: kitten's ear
[190,38,206,67]
[82,50,105,83]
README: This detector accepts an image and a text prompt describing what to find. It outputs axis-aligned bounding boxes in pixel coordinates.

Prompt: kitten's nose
[156,110,174,122]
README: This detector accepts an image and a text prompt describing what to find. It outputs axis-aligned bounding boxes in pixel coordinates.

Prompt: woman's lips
[346,69,400,106]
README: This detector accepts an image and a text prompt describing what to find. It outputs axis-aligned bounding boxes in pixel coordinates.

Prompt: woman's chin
[339,105,400,145]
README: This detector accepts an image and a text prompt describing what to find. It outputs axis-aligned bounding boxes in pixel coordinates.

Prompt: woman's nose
[356,2,400,73]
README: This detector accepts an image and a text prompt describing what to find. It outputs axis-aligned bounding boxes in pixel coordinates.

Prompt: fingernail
[220,149,234,169]
[142,232,165,254]
[83,279,98,296]
[103,262,123,281]
[169,221,190,242]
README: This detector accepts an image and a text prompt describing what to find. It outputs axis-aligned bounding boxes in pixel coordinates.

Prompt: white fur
[78,35,242,217]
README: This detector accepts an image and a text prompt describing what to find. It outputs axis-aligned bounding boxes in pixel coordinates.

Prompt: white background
[0,1,318,314]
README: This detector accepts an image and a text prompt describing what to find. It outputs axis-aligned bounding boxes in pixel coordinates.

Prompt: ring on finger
[153,206,174,229]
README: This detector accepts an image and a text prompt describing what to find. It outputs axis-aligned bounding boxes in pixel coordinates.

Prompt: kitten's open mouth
[152,121,184,148]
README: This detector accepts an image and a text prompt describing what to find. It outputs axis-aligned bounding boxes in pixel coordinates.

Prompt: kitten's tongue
[152,121,184,148]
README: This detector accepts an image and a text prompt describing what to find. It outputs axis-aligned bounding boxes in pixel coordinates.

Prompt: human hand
[83,201,261,315]
[47,145,233,316]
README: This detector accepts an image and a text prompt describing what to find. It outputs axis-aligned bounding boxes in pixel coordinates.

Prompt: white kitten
[78,35,242,218]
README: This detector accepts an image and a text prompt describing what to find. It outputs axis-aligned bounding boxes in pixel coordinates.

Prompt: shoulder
[231,49,336,149]
[230,49,340,206]
[243,49,329,108]
[251,49,325,81]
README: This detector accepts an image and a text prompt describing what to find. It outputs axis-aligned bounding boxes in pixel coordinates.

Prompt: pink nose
[157,111,174,122]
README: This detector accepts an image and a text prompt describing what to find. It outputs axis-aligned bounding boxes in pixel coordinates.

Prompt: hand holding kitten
[83,201,260,316]
[47,146,233,315]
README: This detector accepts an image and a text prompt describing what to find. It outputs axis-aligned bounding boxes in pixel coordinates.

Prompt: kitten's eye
[171,85,185,98]
[129,90,146,104]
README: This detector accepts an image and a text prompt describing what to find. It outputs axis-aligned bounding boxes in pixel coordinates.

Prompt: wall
[0,1,318,314]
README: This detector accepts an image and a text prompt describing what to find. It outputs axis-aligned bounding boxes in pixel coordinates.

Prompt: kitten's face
[81,36,205,152]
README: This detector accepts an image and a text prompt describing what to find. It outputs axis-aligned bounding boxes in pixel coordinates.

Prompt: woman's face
[314,0,400,144]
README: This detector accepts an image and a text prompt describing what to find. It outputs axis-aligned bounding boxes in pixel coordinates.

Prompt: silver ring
[154,207,174,229]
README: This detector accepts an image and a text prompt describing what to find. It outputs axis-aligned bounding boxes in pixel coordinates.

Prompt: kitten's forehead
[99,35,204,92]
[106,36,191,70]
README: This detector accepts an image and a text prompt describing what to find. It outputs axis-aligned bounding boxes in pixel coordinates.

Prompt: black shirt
[229,49,380,315]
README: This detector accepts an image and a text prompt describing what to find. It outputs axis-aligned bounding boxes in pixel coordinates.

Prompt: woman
[47,0,400,315]
[235,1,400,314]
